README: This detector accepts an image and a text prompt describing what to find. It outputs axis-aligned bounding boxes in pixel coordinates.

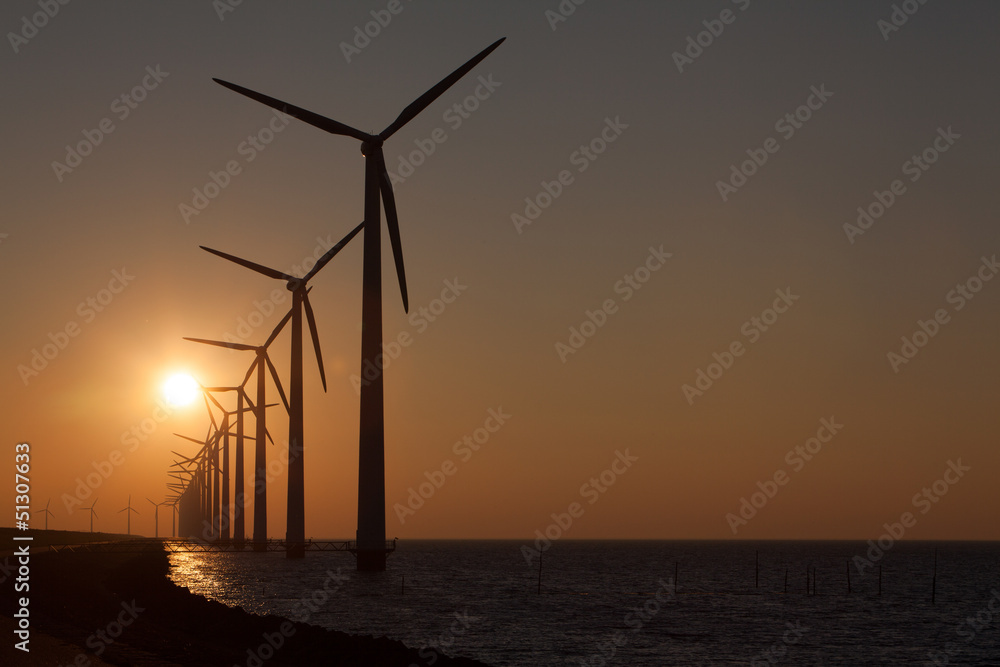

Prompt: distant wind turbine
[200,222,363,557]
[147,498,166,538]
[34,499,54,530]
[85,498,99,533]
[118,495,140,535]
[213,37,505,569]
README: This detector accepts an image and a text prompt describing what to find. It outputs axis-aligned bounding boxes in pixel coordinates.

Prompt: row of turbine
[166,37,505,563]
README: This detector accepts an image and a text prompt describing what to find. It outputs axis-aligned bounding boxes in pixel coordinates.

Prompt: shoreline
[2,541,489,666]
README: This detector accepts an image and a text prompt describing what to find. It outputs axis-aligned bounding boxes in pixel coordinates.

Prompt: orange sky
[2,2,998,541]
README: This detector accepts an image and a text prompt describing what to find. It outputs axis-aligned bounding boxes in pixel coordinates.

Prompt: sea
[166,540,1000,666]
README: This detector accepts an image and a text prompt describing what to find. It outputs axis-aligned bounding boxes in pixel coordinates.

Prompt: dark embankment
[2,542,489,666]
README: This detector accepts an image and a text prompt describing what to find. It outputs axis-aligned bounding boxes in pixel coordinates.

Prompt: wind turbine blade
[174,433,207,446]
[264,306,295,348]
[265,354,290,413]
[380,38,505,141]
[202,394,218,430]
[184,337,256,351]
[241,361,256,388]
[200,246,296,282]
[302,292,327,392]
[244,396,277,444]
[378,158,409,312]
[301,221,365,283]
[213,79,371,142]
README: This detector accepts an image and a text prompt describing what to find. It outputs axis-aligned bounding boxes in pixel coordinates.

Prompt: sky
[2,1,998,542]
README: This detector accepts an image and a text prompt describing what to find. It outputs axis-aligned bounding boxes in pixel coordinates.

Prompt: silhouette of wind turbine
[147,498,167,538]
[200,222,363,557]
[85,498,98,533]
[34,499,54,530]
[213,37,505,570]
[118,495,140,536]
[174,430,216,536]
[170,500,179,537]
[184,309,291,550]
[202,386,266,543]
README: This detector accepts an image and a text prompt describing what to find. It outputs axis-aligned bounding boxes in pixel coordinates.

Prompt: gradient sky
[2,1,998,541]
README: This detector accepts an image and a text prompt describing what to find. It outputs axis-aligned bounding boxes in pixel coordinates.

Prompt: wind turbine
[202,385,266,543]
[84,498,98,533]
[200,222,363,557]
[170,501,179,537]
[118,495,139,536]
[34,499,54,530]
[213,37,505,570]
[148,498,167,539]
[174,430,216,536]
[184,315,290,550]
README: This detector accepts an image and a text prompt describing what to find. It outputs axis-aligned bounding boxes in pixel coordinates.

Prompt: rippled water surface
[167,540,1000,665]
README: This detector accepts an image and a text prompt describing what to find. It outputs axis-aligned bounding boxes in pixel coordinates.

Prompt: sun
[163,373,200,407]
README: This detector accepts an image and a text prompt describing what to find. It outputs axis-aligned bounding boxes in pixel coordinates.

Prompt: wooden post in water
[878,564,882,597]
[784,568,788,594]
[755,550,759,589]
[401,575,405,595]
[674,561,679,591]
[931,548,937,605]
[806,565,810,596]
[537,549,543,595]
[813,566,817,596]
[846,560,851,594]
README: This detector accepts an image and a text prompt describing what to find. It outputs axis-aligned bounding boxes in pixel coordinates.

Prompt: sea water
[167,540,1000,665]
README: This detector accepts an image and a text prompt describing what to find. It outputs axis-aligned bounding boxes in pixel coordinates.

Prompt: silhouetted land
[2,535,489,666]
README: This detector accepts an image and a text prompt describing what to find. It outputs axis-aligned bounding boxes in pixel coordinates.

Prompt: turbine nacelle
[360,139,383,157]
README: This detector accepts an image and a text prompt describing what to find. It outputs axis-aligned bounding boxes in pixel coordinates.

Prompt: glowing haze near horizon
[2,1,998,541]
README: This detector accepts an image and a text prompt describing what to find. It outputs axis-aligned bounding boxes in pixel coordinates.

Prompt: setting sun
[163,373,200,407]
